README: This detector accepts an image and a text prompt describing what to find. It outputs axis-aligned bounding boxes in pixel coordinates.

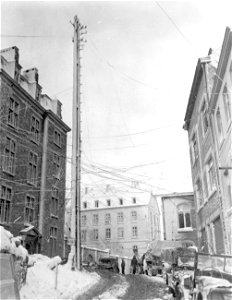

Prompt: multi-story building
[160,192,197,247]
[183,27,231,255]
[210,27,232,254]
[0,46,70,257]
[80,185,161,257]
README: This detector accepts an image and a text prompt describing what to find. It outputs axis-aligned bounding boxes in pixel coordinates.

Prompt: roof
[20,225,41,237]
[183,59,203,131]
[211,27,232,110]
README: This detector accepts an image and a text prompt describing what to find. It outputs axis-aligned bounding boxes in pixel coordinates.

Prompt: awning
[20,225,41,237]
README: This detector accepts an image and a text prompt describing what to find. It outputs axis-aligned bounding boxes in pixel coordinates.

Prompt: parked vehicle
[98,256,119,272]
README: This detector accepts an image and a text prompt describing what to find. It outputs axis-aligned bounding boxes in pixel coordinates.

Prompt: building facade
[160,192,197,247]
[0,46,70,257]
[210,27,232,254]
[80,185,161,258]
[183,27,231,255]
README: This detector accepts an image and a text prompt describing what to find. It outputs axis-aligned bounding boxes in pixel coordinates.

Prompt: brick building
[79,185,161,258]
[0,46,70,257]
[183,27,231,254]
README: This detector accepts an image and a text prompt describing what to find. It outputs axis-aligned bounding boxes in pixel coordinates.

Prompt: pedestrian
[131,255,138,275]
[174,281,184,300]
[121,258,125,275]
[143,257,148,275]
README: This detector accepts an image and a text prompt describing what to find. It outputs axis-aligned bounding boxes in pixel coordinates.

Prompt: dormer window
[107,199,111,206]
[83,202,87,209]
[132,197,136,204]
[119,198,123,205]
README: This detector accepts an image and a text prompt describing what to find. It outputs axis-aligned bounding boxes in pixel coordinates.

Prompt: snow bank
[21,254,100,299]
[47,256,62,269]
[0,226,28,261]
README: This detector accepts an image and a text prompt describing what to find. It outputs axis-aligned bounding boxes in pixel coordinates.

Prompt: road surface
[76,269,170,300]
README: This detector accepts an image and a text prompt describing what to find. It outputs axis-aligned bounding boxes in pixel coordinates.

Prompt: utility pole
[70,15,86,270]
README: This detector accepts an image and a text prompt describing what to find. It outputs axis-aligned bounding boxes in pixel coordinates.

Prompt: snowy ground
[20,254,101,300]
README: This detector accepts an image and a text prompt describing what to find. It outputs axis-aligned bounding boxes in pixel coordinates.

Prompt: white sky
[1,1,232,197]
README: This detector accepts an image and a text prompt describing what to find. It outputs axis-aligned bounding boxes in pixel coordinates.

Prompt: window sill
[178,227,193,233]
[3,170,15,177]
[50,214,58,219]
[30,138,40,145]
[54,142,61,148]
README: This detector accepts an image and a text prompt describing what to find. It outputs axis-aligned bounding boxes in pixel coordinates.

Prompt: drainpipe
[201,58,229,254]
[39,113,49,253]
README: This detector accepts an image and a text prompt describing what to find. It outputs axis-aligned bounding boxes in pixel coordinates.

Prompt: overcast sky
[1,1,232,197]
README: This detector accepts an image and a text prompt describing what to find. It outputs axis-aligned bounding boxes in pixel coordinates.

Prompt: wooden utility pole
[70,15,83,270]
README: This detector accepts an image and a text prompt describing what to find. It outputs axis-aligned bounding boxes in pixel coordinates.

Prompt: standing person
[131,255,138,275]
[121,258,125,275]
[175,281,184,300]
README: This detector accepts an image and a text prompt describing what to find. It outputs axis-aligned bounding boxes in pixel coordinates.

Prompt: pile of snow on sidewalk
[20,254,100,299]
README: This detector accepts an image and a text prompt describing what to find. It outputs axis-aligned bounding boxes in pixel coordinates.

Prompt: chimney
[23,68,41,100]
[0,46,22,81]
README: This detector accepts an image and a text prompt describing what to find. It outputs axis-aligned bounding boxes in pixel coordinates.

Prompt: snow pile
[20,254,100,299]
[0,226,28,261]
[47,256,62,269]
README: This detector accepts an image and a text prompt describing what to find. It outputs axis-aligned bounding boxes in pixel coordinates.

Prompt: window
[81,215,87,226]
[206,157,217,194]
[50,226,58,238]
[4,136,16,175]
[83,202,87,209]
[0,185,12,223]
[195,179,203,207]
[191,133,199,164]
[50,226,57,255]
[105,213,111,225]
[28,152,38,185]
[93,229,98,240]
[51,188,59,217]
[105,228,111,239]
[201,100,209,135]
[54,130,61,147]
[95,200,99,208]
[222,84,231,123]
[8,98,19,128]
[81,229,87,242]
[131,211,137,221]
[117,227,124,239]
[178,212,191,228]
[53,153,61,179]
[25,195,35,223]
[119,198,123,205]
[93,214,99,226]
[132,226,138,238]
[31,116,40,142]
[106,199,111,206]
[117,212,124,223]
[132,197,136,204]
[216,107,223,143]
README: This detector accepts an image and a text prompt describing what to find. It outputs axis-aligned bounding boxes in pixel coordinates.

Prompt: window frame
[131,211,137,221]
[93,214,99,226]
[25,194,35,223]
[51,187,59,218]
[30,115,40,143]
[201,99,209,137]
[105,213,111,225]
[117,212,124,224]
[7,98,19,128]
[93,229,99,240]
[27,151,38,186]
[54,129,61,147]
[0,184,12,223]
[132,226,138,238]
[117,227,124,239]
[81,215,87,227]
[105,228,111,239]
[3,136,16,176]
